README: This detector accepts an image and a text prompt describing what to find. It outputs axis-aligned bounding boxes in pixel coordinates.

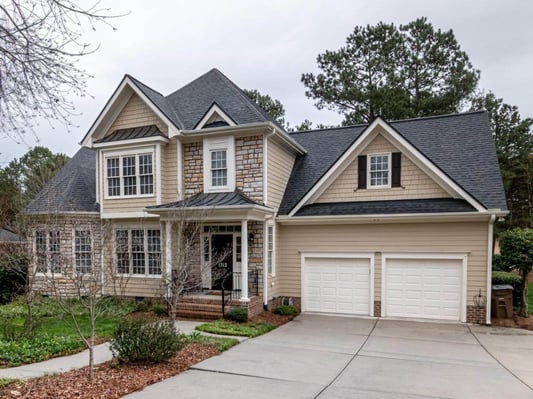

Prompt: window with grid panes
[75,231,92,274]
[210,150,227,187]
[368,154,390,188]
[115,229,161,275]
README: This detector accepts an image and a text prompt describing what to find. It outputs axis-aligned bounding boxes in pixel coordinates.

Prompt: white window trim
[103,146,156,199]
[266,222,275,276]
[113,227,162,278]
[367,152,391,189]
[35,230,63,276]
[72,229,93,276]
[203,136,235,193]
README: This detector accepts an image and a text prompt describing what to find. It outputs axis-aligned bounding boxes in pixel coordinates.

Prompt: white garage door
[303,257,371,315]
[384,258,463,321]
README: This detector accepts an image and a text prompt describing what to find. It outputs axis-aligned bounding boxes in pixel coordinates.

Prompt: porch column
[165,221,172,297]
[240,220,249,302]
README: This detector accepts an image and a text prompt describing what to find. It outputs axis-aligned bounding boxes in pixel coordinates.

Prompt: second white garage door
[303,257,371,315]
[383,257,464,321]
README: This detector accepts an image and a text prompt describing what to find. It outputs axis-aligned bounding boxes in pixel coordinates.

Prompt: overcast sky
[2,0,532,164]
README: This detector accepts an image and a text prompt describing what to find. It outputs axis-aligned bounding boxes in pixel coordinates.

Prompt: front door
[211,234,233,290]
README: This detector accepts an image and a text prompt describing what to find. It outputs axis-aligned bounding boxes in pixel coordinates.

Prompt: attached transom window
[368,153,390,188]
[106,152,154,197]
[211,150,227,187]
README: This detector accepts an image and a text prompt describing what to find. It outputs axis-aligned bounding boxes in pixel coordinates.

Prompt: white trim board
[300,252,375,317]
[195,103,236,130]
[81,76,179,147]
[381,252,468,323]
[288,118,487,216]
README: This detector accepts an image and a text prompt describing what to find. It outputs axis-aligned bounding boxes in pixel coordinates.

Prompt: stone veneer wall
[267,296,302,312]
[29,214,102,296]
[235,135,263,203]
[247,221,264,297]
[183,141,203,198]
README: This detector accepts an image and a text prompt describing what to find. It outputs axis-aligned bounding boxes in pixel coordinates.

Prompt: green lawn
[527,283,533,315]
[0,297,136,367]
[195,320,276,338]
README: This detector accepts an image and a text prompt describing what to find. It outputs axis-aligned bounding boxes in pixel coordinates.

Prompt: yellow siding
[317,134,449,202]
[276,221,489,306]
[162,139,178,203]
[107,93,168,136]
[267,138,296,210]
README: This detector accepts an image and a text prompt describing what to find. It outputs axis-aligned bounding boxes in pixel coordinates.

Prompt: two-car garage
[301,253,467,322]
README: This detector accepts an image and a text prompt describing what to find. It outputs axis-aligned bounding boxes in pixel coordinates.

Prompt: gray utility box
[491,284,513,319]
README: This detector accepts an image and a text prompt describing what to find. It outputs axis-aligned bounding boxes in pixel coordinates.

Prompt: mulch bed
[1,343,219,399]
[491,313,533,331]
[1,311,296,398]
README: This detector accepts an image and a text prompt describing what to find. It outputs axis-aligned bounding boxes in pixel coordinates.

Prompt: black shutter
[357,155,367,189]
[391,152,401,188]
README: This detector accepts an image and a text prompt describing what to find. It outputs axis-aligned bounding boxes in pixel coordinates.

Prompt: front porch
[146,191,274,320]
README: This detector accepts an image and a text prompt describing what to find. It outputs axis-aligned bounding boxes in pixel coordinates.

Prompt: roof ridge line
[388,110,486,124]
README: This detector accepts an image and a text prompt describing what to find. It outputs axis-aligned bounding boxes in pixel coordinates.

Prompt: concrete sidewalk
[0,320,213,380]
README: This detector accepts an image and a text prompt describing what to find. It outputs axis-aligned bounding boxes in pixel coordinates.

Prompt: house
[25,68,508,324]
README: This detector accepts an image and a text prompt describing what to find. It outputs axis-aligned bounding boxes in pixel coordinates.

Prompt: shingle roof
[147,190,261,209]
[25,147,99,214]
[94,125,164,143]
[295,198,476,217]
[127,69,283,132]
[0,227,24,242]
[279,111,507,215]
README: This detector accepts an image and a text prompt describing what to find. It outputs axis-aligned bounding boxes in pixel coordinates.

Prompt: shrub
[152,303,168,316]
[273,304,298,316]
[110,319,185,363]
[225,307,248,323]
[0,256,27,305]
[492,271,523,308]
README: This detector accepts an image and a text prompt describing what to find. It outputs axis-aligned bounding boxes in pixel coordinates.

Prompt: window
[267,224,275,275]
[368,153,391,188]
[75,231,92,274]
[35,231,62,274]
[211,150,227,187]
[105,152,154,197]
[203,137,235,192]
[115,228,161,276]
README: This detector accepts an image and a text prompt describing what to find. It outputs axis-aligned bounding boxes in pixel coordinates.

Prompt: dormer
[195,103,236,130]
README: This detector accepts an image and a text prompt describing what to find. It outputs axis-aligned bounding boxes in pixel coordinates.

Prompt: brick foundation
[374,301,381,317]
[267,296,301,312]
[466,305,487,325]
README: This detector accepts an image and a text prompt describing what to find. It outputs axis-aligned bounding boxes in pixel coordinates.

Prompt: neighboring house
[25,68,508,324]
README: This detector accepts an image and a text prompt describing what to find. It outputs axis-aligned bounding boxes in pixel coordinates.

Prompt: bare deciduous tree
[161,208,233,320]
[0,0,124,143]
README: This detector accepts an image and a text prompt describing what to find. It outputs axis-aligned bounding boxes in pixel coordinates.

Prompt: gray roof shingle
[25,147,99,214]
[295,198,476,216]
[279,111,507,215]
[0,227,24,242]
[126,69,283,132]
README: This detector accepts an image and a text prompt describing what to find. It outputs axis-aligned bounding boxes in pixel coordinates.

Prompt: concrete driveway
[125,314,533,399]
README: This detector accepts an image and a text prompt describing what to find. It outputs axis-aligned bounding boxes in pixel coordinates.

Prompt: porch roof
[145,191,274,220]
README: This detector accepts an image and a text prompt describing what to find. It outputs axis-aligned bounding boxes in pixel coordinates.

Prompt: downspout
[263,215,274,310]
[486,215,496,325]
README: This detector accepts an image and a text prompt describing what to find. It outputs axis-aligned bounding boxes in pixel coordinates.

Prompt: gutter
[145,204,275,214]
[276,211,506,225]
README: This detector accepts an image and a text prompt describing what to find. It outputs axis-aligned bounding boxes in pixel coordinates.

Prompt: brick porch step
[174,309,223,321]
